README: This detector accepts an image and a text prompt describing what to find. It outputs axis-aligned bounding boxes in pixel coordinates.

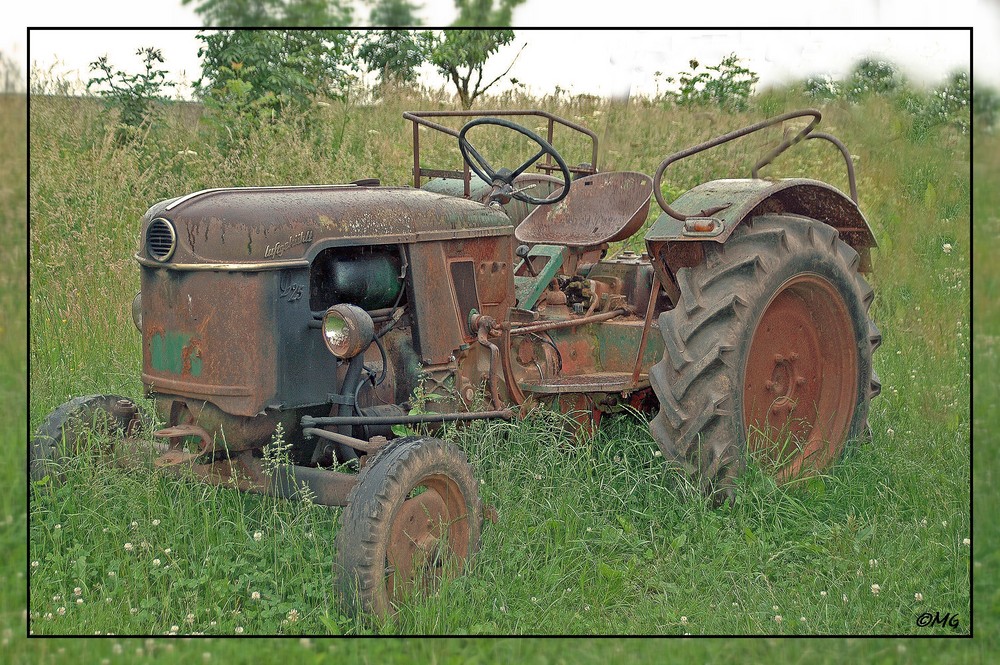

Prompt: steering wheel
[458,117,572,206]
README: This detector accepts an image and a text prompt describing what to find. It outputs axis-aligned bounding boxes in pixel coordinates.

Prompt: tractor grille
[146,218,176,261]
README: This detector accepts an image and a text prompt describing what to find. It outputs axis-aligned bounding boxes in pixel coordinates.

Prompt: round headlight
[322,304,375,358]
[131,292,142,332]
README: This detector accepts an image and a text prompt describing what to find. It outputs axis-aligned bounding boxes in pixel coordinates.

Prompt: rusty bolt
[790,352,799,361]
[796,376,806,386]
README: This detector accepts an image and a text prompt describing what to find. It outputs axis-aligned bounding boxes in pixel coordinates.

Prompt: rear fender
[645,178,877,304]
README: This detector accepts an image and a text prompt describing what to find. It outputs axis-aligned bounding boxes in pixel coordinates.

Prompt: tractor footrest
[520,372,648,394]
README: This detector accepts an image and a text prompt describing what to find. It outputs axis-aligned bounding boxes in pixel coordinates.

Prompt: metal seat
[514,172,653,248]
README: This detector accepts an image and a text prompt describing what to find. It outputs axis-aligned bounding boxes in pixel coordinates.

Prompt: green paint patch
[150,331,202,376]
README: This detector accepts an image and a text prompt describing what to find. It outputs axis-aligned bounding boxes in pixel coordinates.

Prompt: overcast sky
[3,1,995,96]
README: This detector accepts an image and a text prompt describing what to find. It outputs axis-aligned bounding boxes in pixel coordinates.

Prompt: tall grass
[18,81,980,657]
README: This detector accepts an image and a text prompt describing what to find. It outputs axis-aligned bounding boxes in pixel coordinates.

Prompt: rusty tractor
[31,108,879,618]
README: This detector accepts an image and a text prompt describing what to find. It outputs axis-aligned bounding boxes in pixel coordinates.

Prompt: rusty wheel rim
[743,274,857,480]
[386,475,471,602]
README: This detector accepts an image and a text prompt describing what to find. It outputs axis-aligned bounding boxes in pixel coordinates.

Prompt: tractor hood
[136,184,511,269]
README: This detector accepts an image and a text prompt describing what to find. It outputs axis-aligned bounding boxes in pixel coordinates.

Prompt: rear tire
[335,436,481,619]
[649,215,880,505]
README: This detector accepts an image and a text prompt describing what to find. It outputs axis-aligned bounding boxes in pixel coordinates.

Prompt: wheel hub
[743,274,857,479]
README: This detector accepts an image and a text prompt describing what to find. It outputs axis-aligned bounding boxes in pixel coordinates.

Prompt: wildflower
[31,561,38,568]
[680,616,688,626]
[251,591,261,601]
[820,591,827,597]
[186,613,196,624]
[253,531,263,542]
[53,595,61,602]
[533,474,542,481]
[153,559,161,567]
[943,243,953,254]
[57,607,66,615]
[653,450,662,457]
[74,587,82,597]
[44,613,53,620]
[108,571,116,578]
[170,625,179,633]
[584,604,591,611]
[210,621,217,627]
[76,598,83,606]
[287,609,299,623]
[800,616,807,623]
[772,605,779,611]
[963,538,970,546]
[164,548,172,555]
[152,519,160,526]
[886,428,894,437]
[921,518,928,527]
[871,584,881,596]
[774,615,782,624]
[869,559,878,568]
[531,596,538,603]
[234,626,244,634]
[131,521,138,529]
[915,592,923,602]
[124,542,134,552]
[942,521,948,528]
[843,594,848,603]
[130,608,138,615]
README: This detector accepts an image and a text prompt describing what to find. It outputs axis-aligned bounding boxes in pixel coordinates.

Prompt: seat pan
[514,171,653,248]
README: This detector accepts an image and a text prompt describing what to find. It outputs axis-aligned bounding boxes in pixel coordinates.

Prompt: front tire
[649,215,880,504]
[30,394,144,485]
[334,436,481,619]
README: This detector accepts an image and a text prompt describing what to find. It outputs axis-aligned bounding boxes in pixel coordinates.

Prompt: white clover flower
[164,548,172,555]
[820,590,827,597]
[31,561,39,568]
[54,524,61,530]
[287,609,299,623]
[131,521,138,529]
[153,559,161,567]
[53,595,61,602]
[74,587,82,597]
[57,607,66,615]
[886,428,894,437]
[915,592,923,602]
[251,591,261,601]
[843,594,849,603]
[871,584,881,596]
[235,626,244,634]
[124,542,134,552]
[774,615,782,623]
[943,243,953,254]
[76,598,83,606]
[253,531,263,542]
[152,519,160,526]
[680,616,688,625]
[170,625,179,633]
[963,537,970,546]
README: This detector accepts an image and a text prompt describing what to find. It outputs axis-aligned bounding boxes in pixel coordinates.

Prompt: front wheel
[30,394,144,485]
[649,215,881,505]
[334,436,482,619]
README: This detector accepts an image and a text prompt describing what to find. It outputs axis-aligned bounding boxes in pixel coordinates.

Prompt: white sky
[2,1,996,96]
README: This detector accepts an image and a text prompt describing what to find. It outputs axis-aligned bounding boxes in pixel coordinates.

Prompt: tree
[182,0,352,25]
[427,30,523,109]
[368,0,422,25]
[194,30,353,142]
[671,54,758,112]
[453,0,525,26]
[87,47,175,140]
[357,30,431,86]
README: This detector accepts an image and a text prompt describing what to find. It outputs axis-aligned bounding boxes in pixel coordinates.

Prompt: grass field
[10,79,987,659]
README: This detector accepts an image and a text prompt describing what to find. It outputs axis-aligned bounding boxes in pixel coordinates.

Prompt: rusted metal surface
[301,409,513,427]
[508,308,629,336]
[404,109,599,189]
[653,109,822,220]
[521,372,648,394]
[139,186,511,267]
[631,275,661,388]
[386,474,471,604]
[743,275,858,480]
[515,172,653,248]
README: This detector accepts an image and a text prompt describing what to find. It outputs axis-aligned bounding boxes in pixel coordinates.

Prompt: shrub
[86,47,175,143]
